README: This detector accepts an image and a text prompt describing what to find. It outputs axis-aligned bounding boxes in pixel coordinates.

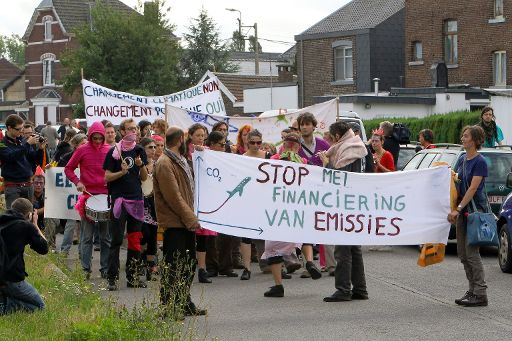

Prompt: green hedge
[362,110,480,144]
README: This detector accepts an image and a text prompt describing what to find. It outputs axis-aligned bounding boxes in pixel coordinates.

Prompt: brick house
[22,0,134,125]
[295,0,405,107]
[0,58,26,121]
[405,0,511,88]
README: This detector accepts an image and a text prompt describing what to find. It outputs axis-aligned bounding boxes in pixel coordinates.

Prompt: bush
[363,110,480,144]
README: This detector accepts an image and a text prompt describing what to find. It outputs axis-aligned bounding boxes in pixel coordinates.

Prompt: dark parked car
[497,172,512,273]
[402,145,512,242]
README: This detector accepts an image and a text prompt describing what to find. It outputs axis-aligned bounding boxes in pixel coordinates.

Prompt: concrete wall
[243,85,298,114]
[340,92,469,120]
[233,61,279,76]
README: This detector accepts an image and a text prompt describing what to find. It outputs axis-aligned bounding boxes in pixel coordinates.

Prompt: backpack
[0,221,18,282]
[392,123,411,144]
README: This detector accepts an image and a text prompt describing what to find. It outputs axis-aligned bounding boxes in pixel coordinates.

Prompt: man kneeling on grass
[0,198,49,315]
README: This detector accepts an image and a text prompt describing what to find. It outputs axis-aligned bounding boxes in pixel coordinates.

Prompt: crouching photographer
[0,198,49,315]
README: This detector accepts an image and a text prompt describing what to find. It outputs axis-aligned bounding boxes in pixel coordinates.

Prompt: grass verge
[0,251,194,341]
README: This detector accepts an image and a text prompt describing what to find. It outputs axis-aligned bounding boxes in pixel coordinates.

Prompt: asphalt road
[73,240,512,341]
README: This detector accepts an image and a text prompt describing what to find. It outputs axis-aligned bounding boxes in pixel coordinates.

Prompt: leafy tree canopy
[0,34,25,68]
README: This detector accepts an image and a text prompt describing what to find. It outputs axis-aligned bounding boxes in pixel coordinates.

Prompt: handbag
[462,158,499,247]
[417,243,446,267]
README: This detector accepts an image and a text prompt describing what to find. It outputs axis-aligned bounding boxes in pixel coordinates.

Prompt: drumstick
[83,190,101,201]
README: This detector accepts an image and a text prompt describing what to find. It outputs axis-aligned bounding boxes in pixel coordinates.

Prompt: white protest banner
[193,151,451,245]
[44,167,80,220]
[82,77,226,126]
[167,99,337,144]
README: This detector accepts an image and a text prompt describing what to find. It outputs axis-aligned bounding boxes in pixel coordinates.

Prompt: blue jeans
[80,219,110,274]
[61,220,78,254]
[4,185,34,209]
[0,280,45,315]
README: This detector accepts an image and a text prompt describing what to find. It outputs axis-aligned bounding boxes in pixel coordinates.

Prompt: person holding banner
[448,125,489,307]
[232,125,251,155]
[104,118,148,291]
[240,130,273,281]
[319,121,369,302]
[186,124,218,283]
[153,126,206,317]
[64,122,111,280]
[212,122,233,153]
[262,132,320,298]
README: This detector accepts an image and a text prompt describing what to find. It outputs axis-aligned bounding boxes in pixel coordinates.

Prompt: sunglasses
[248,141,262,145]
[146,145,157,149]
[92,136,104,141]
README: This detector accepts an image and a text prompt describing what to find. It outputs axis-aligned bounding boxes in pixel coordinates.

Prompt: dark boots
[264,284,284,297]
[198,268,212,283]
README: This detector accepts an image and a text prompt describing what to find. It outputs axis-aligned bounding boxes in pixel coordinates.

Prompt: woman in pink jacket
[64,122,111,279]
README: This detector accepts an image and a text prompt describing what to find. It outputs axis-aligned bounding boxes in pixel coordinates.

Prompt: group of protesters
[0,105,504,316]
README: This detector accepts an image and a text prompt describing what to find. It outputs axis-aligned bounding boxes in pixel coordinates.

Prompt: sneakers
[281,269,292,279]
[286,262,301,274]
[457,293,488,307]
[306,261,322,280]
[264,284,284,297]
[351,292,369,300]
[240,268,251,280]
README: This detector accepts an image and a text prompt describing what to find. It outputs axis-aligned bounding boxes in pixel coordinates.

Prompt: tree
[60,1,181,102]
[248,35,262,53]
[229,30,245,52]
[0,34,25,67]
[181,9,237,86]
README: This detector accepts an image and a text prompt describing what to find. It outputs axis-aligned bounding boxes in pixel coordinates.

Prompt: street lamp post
[226,8,260,75]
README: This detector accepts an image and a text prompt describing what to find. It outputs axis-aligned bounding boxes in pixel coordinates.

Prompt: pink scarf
[112,132,137,160]
[325,130,368,169]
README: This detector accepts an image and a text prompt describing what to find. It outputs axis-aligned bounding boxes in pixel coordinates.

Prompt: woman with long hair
[139,137,159,281]
[232,124,251,155]
[448,125,489,307]
[477,106,504,147]
[370,130,395,173]
[186,123,216,283]
[240,130,272,280]
[152,119,168,139]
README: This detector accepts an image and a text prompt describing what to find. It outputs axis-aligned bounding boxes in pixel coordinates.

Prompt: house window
[495,0,504,18]
[444,20,458,65]
[493,51,507,86]
[412,41,423,61]
[41,53,56,86]
[334,46,353,81]
[43,16,52,41]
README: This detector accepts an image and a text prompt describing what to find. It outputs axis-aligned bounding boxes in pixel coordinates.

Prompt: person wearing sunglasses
[0,115,45,209]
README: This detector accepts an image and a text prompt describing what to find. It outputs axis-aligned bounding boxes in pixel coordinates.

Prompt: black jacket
[53,141,73,163]
[383,136,400,168]
[0,211,48,283]
[0,135,43,182]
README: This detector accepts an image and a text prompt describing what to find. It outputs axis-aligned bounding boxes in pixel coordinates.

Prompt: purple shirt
[299,137,330,166]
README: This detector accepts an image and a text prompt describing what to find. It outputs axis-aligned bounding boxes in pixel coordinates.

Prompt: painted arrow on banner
[199,219,264,235]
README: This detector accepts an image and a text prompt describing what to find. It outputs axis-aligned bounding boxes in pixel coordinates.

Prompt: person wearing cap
[261,132,322,298]
[319,121,369,302]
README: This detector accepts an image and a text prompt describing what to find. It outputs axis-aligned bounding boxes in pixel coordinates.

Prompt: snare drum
[141,175,153,197]
[85,194,110,222]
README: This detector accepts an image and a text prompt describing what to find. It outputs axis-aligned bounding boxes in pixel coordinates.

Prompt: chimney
[278,65,293,83]
[373,78,380,96]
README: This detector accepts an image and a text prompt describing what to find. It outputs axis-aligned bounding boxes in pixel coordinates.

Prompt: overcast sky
[0,0,351,53]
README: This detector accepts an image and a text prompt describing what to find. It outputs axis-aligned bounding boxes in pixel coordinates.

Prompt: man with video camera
[0,114,47,209]
[0,198,49,315]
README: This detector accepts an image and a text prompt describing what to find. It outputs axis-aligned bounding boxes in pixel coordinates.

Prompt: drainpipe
[373,78,380,96]
[301,39,304,107]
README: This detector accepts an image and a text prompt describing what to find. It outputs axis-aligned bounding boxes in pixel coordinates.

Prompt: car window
[418,153,437,169]
[397,148,417,170]
[437,153,457,167]
[481,152,512,183]
[403,153,425,170]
